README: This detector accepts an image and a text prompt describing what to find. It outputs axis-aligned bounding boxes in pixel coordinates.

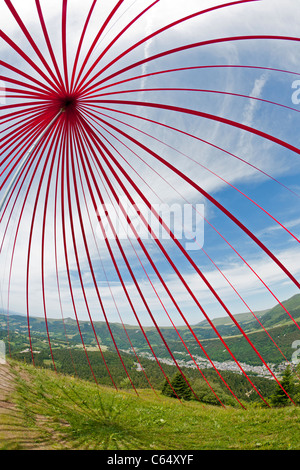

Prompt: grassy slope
[2,360,300,450]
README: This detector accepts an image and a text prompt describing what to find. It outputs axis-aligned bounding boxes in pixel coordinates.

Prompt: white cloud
[1,0,300,325]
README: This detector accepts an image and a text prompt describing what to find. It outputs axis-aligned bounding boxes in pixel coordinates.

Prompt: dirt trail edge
[0,362,52,450]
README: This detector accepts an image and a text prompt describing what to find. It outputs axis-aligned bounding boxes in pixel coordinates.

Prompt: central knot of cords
[59,93,78,113]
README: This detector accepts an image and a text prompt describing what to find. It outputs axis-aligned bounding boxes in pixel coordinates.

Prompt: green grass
[2,360,300,450]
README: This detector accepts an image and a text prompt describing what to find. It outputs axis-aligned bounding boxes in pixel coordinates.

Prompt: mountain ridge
[1,293,299,371]
[1,292,299,332]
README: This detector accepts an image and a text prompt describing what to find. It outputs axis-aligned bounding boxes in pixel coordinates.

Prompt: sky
[1,0,300,328]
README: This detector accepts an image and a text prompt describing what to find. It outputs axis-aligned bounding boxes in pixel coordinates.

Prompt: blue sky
[1,0,300,327]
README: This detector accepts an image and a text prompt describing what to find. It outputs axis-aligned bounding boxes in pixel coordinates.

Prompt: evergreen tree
[161,378,175,398]
[271,366,294,407]
[161,372,192,400]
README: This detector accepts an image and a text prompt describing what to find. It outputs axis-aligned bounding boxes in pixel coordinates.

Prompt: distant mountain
[0,308,22,317]
[195,293,300,333]
[255,294,300,328]
[1,293,299,368]
[2,293,299,333]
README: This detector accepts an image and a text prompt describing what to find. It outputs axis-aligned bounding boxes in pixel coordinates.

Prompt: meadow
[1,360,299,451]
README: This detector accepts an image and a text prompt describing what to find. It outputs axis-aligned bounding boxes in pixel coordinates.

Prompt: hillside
[2,293,300,342]
[1,293,300,412]
[0,360,299,451]
[1,293,299,374]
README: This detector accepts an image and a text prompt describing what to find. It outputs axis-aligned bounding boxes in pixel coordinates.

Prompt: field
[1,360,299,451]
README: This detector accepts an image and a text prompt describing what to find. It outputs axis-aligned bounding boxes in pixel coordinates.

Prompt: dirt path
[0,362,51,450]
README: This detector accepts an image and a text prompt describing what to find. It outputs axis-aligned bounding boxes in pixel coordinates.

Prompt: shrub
[161,372,192,401]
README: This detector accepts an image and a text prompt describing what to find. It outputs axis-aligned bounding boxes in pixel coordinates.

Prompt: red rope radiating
[1,0,299,407]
